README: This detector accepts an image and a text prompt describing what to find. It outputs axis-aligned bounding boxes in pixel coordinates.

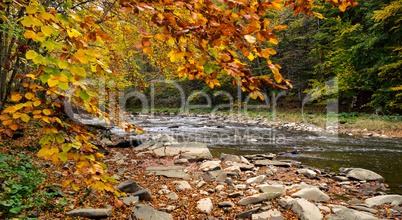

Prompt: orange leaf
[11,93,23,102]
[9,123,18,131]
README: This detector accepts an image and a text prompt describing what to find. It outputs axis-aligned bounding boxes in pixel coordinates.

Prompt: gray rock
[145,166,184,172]
[232,162,254,170]
[66,208,111,219]
[252,209,282,220]
[228,191,244,198]
[197,198,213,214]
[334,176,349,182]
[254,160,290,167]
[196,180,206,188]
[220,153,243,162]
[238,192,282,206]
[333,207,379,220]
[350,205,378,214]
[154,171,191,180]
[173,181,191,191]
[257,184,285,196]
[218,201,234,207]
[236,208,260,219]
[365,194,402,207]
[215,171,228,183]
[246,175,266,184]
[177,142,213,161]
[132,204,173,220]
[346,168,384,181]
[278,196,295,209]
[297,169,317,178]
[224,166,241,176]
[120,196,139,206]
[200,160,221,172]
[291,187,330,202]
[291,198,323,220]
[166,192,178,200]
[116,181,142,194]
[215,185,225,192]
[132,189,152,201]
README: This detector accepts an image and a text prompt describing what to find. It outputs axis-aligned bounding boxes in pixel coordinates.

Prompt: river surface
[88,115,402,194]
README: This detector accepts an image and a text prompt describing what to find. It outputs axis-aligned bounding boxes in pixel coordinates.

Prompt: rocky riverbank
[67,134,402,219]
[125,111,401,140]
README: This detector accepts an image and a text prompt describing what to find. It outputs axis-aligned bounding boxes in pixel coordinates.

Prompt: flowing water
[91,115,402,194]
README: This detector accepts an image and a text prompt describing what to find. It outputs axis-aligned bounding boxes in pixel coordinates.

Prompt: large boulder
[291,198,323,220]
[365,195,402,207]
[345,168,384,181]
[132,204,173,220]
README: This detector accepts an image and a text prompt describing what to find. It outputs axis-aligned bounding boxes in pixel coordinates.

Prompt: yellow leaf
[2,119,13,126]
[41,26,53,36]
[62,180,70,188]
[247,52,255,61]
[58,60,69,69]
[273,69,283,83]
[11,93,23,102]
[3,106,16,114]
[58,152,68,162]
[143,47,153,54]
[71,183,80,191]
[20,114,30,123]
[33,32,46,42]
[244,35,256,44]
[47,79,59,87]
[33,101,41,106]
[269,38,278,45]
[26,4,38,14]
[271,2,281,9]
[9,123,18,131]
[37,148,48,157]
[25,92,35,100]
[58,82,69,90]
[43,109,51,115]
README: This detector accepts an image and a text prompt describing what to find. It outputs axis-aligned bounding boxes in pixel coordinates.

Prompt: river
[86,115,402,194]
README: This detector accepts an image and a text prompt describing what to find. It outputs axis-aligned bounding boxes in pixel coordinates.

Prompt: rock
[349,205,378,214]
[175,158,189,164]
[218,201,234,208]
[107,138,142,148]
[278,196,295,209]
[346,168,384,181]
[292,187,329,202]
[257,184,286,196]
[173,181,192,191]
[238,192,282,206]
[177,142,213,161]
[220,153,243,162]
[200,160,221,172]
[334,176,349,182]
[66,208,112,219]
[154,171,191,180]
[228,191,244,198]
[332,207,379,220]
[116,181,142,194]
[297,169,317,178]
[232,162,254,170]
[215,171,228,183]
[132,189,152,201]
[254,160,291,167]
[197,198,213,214]
[132,204,173,220]
[215,185,225,192]
[365,195,402,207]
[252,209,282,220]
[291,198,323,220]
[151,134,178,144]
[120,196,139,206]
[236,208,260,219]
[224,166,242,176]
[145,166,184,172]
[246,175,266,184]
[196,180,207,188]
[166,192,178,200]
